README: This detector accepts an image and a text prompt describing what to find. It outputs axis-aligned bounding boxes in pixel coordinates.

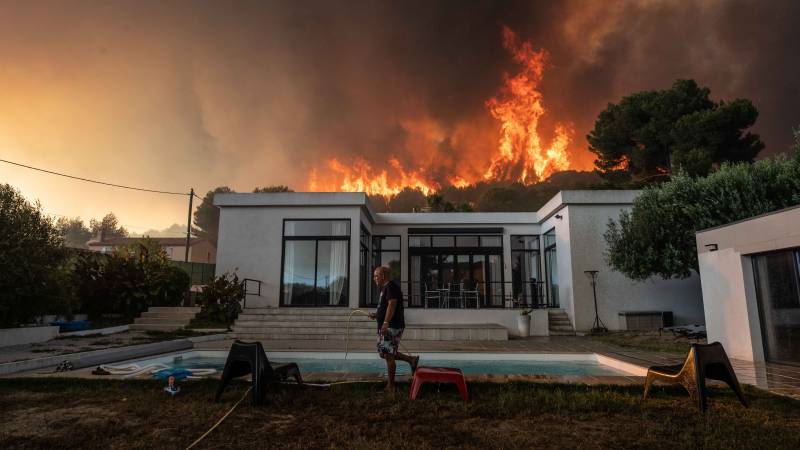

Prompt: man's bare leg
[395,352,419,372]
[385,354,397,394]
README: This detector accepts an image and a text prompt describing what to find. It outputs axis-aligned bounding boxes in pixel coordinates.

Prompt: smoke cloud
[0,0,798,226]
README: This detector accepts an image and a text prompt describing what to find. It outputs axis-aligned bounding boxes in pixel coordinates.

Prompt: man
[369,266,419,393]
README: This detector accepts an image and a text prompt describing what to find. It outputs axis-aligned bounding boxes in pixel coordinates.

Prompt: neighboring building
[696,205,800,364]
[86,235,217,263]
[214,190,704,336]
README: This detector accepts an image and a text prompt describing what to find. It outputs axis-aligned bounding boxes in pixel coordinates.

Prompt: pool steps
[130,306,202,332]
[231,308,508,341]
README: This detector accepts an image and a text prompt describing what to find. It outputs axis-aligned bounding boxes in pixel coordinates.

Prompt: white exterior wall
[563,204,704,332]
[216,203,363,308]
[214,190,706,336]
[696,205,800,362]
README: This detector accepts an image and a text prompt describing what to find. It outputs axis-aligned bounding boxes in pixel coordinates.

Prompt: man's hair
[374,266,390,277]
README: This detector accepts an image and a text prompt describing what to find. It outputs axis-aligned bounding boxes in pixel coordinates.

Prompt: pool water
[130,351,641,377]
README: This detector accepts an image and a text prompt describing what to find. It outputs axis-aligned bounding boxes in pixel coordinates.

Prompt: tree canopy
[193,186,235,244]
[57,217,92,248]
[605,133,800,280]
[0,184,71,326]
[588,79,764,180]
[89,212,128,239]
[253,185,292,193]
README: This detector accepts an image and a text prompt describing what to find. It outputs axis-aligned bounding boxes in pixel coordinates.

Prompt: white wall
[216,205,363,308]
[696,205,800,362]
[405,309,548,337]
[697,249,764,361]
[564,204,704,331]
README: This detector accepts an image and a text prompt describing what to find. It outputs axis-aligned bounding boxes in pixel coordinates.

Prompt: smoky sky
[1,0,799,228]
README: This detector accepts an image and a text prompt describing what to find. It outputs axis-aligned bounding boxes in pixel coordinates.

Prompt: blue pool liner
[50,320,92,332]
[153,368,194,380]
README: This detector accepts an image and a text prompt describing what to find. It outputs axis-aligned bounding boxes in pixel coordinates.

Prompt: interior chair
[215,340,303,405]
[448,282,464,308]
[463,282,480,308]
[643,342,747,412]
[424,283,441,308]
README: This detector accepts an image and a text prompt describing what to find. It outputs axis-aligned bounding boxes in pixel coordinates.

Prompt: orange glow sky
[1,1,798,230]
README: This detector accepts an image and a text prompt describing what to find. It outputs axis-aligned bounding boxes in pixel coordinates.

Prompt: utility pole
[185,188,194,262]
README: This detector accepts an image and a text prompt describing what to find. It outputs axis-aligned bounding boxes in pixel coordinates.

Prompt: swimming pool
[120,351,647,377]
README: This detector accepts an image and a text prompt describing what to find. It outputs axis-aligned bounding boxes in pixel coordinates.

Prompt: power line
[0,158,189,196]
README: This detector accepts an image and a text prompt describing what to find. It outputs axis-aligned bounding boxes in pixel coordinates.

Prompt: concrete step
[147,307,201,313]
[140,312,199,319]
[232,326,375,335]
[233,332,373,341]
[235,316,373,323]
[234,327,507,341]
[134,317,196,325]
[240,308,359,315]
[130,323,188,331]
[549,330,576,336]
[549,320,572,326]
[235,320,377,330]
[549,326,575,331]
[236,314,373,323]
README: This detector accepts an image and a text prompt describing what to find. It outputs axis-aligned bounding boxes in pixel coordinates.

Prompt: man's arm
[381,299,397,335]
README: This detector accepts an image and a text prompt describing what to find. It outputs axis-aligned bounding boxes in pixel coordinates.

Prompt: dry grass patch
[0,378,798,449]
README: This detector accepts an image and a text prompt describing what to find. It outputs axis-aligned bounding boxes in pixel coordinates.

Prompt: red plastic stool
[409,367,469,401]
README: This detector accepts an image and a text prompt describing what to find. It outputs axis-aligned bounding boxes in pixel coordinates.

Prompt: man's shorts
[377,327,404,356]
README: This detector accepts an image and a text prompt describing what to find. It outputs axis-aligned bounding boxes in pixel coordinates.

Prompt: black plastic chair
[214,340,303,405]
[643,342,747,412]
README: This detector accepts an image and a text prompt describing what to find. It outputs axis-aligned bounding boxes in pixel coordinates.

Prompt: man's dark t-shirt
[376,280,405,330]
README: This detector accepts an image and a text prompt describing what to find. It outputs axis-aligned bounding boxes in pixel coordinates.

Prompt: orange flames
[483,26,572,184]
[308,26,573,196]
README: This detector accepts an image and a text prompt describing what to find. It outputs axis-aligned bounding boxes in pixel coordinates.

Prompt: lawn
[1,378,798,449]
[587,330,706,354]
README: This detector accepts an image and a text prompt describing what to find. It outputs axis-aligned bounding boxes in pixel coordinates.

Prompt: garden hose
[345,309,416,360]
[345,309,370,359]
[185,386,252,450]
[187,380,381,449]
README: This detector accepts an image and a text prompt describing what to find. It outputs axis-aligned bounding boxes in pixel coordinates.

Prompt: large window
[281,220,350,307]
[543,228,559,307]
[753,249,800,364]
[511,235,543,306]
[408,233,504,308]
[370,236,401,306]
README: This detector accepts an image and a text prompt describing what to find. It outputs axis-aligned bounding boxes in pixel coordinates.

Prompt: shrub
[0,184,73,326]
[198,273,244,325]
[605,149,800,280]
[72,239,191,320]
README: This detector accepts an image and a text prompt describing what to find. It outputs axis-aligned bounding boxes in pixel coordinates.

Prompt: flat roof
[214,189,641,225]
[696,203,800,235]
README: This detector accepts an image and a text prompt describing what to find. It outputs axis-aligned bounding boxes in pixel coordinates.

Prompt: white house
[214,190,704,336]
[696,205,800,364]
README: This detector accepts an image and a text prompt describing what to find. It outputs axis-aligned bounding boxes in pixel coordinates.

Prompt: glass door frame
[279,218,352,307]
[752,248,800,365]
[408,237,504,308]
[543,227,559,308]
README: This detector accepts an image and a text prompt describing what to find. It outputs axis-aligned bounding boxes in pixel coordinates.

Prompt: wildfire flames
[308,26,573,196]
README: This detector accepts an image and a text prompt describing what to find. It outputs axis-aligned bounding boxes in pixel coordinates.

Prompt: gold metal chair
[643,342,747,412]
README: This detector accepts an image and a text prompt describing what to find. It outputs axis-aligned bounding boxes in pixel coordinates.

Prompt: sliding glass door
[281,220,350,307]
[408,234,504,308]
[753,249,800,364]
[543,228,559,307]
